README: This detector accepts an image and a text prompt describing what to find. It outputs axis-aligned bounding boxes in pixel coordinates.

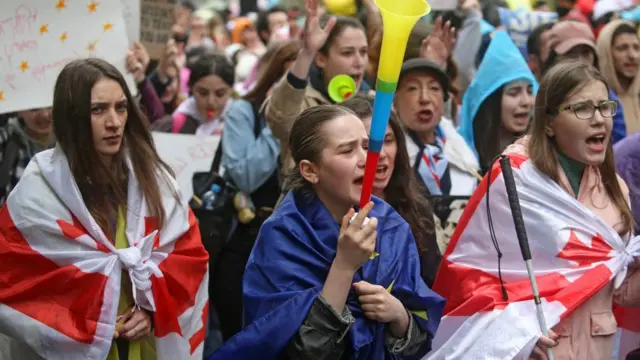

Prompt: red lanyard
[420,135,446,190]
[421,152,442,189]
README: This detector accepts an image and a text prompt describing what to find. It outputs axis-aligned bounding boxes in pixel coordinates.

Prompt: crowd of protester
[2,0,640,358]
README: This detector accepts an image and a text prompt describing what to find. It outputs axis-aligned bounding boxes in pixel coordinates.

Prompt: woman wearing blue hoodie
[458,31,538,174]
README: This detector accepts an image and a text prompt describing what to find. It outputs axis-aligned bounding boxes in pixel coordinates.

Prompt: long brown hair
[340,94,436,253]
[53,58,176,236]
[529,60,633,234]
[244,40,300,106]
[473,88,506,172]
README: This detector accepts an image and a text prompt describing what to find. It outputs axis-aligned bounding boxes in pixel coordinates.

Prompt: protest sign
[0,0,135,114]
[141,0,174,59]
[152,132,221,201]
[498,7,557,58]
[122,0,141,44]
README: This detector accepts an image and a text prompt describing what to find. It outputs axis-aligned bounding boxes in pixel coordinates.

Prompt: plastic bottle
[202,184,222,210]
[233,192,256,224]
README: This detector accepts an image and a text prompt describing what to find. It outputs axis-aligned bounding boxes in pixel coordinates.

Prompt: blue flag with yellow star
[209,191,445,360]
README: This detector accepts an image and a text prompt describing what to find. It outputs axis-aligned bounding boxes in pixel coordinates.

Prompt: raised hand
[132,41,150,74]
[157,38,179,81]
[125,49,145,83]
[420,16,456,69]
[302,0,337,54]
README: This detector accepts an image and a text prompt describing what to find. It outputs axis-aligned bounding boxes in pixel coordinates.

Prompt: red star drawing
[88,1,99,13]
[55,0,66,11]
[556,230,613,267]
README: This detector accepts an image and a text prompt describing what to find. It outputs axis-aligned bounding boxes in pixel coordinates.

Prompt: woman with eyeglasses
[434,60,640,360]
[540,20,628,144]
[520,60,640,360]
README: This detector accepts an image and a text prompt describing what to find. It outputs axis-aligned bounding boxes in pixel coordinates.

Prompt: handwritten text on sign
[122,0,141,44]
[152,132,221,201]
[498,7,557,58]
[141,0,175,59]
[0,0,134,114]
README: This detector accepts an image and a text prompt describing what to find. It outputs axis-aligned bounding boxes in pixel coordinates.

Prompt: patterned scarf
[411,127,451,196]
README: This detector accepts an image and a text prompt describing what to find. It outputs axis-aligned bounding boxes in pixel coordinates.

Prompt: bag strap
[408,130,425,173]
[172,113,188,133]
[0,132,21,189]
[209,139,224,174]
[252,101,264,138]
[206,101,263,175]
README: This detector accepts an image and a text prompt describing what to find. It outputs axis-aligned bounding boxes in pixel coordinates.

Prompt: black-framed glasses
[558,100,618,120]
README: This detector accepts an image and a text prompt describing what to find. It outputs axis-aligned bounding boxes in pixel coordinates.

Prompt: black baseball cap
[399,58,450,102]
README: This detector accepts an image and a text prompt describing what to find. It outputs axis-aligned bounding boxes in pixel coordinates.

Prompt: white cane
[499,155,555,360]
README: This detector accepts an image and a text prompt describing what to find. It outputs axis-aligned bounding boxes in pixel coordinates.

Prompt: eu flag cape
[211,191,445,359]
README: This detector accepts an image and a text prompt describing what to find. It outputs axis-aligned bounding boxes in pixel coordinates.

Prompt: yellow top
[107,208,157,360]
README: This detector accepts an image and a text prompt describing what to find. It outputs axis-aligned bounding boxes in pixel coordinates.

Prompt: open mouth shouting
[417,109,434,123]
[585,132,607,153]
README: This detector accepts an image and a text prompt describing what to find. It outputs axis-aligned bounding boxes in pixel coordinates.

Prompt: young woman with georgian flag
[0,58,209,360]
[428,61,640,360]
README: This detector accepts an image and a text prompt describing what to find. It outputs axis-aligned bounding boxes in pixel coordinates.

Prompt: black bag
[190,102,263,263]
[190,143,237,264]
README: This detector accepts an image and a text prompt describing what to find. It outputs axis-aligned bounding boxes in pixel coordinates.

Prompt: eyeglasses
[557,100,618,120]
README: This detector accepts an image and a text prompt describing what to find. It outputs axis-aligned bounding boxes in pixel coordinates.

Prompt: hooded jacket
[597,20,640,135]
[458,31,538,161]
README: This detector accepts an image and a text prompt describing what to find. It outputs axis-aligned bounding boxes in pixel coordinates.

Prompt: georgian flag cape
[425,154,640,359]
[0,146,210,359]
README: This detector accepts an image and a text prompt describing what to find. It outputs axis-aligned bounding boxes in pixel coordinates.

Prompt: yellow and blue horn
[359,0,430,208]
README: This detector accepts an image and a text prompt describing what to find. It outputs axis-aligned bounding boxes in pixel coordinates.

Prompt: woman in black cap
[393,58,480,254]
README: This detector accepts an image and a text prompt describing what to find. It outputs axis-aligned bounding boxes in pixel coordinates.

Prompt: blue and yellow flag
[210,192,445,359]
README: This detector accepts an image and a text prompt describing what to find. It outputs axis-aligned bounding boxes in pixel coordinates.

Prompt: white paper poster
[0,0,136,114]
[122,0,141,44]
[152,132,221,201]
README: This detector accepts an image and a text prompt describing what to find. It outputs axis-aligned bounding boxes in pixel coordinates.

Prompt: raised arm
[265,0,335,144]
